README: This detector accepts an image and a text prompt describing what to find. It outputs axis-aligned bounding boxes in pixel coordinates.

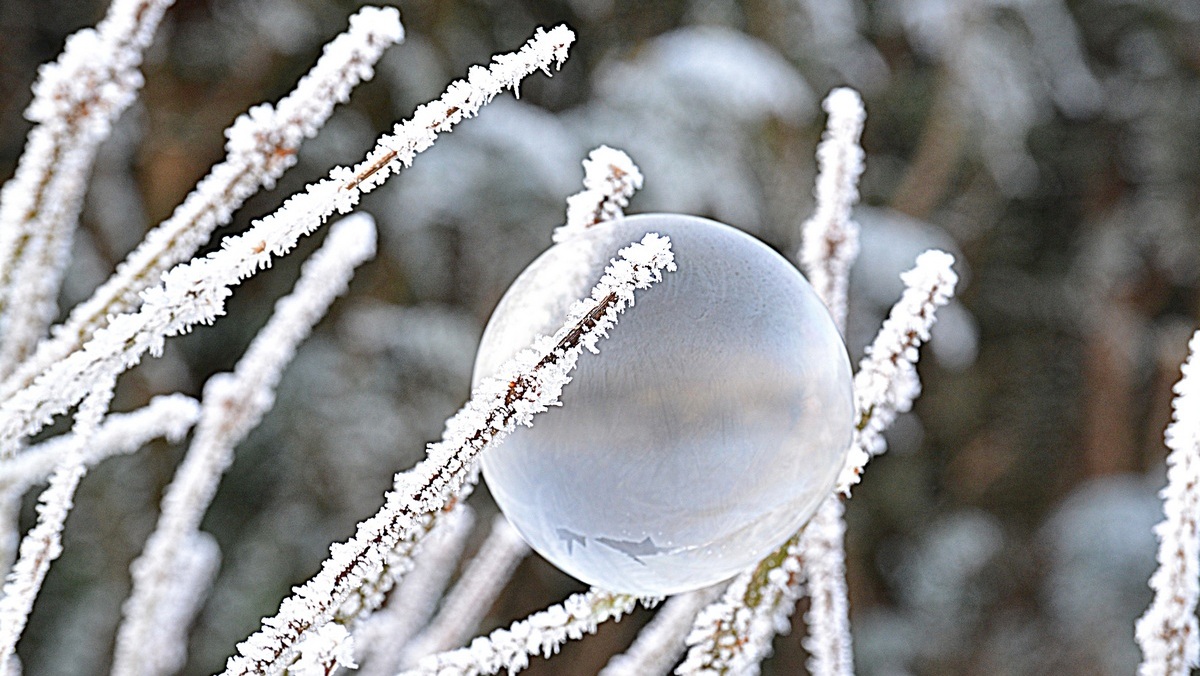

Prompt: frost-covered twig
[0,0,173,372]
[0,25,576,457]
[0,376,116,672]
[0,5,403,400]
[840,249,958,494]
[798,498,852,676]
[219,233,674,676]
[403,589,646,676]
[798,87,865,328]
[1136,329,1200,676]
[0,393,197,579]
[680,250,957,675]
[794,87,866,676]
[553,146,644,242]
[355,504,476,676]
[600,585,724,676]
[111,214,376,676]
[401,514,531,667]
[677,536,806,675]
[0,393,198,493]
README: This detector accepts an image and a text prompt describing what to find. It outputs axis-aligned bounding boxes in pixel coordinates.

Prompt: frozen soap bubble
[474,213,853,596]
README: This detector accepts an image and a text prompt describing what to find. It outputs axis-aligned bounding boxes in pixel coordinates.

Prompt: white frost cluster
[555,145,645,241]
[401,515,531,667]
[798,498,853,676]
[218,233,672,676]
[600,585,724,676]
[0,23,575,458]
[0,0,172,372]
[677,536,806,675]
[1136,329,1200,676]
[800,87,865,332]
[112,214,377,676]
[0,5,404,400]
[0,394,199,493]
[354,505,477,676]
[403,589,644,676]
[289,623,358,676]
[0,378,116,672]
[839,248,958,495]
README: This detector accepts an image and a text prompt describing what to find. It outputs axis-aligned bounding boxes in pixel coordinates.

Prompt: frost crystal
[0,377,116,672]
[800,87,865,333]
[841,249,958,494]
[401,515,530,667]
[403,589,645,676]
[555,145,645,241]
[1136,329,1200,676]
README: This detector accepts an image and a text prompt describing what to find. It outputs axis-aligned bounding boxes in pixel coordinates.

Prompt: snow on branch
[798,497,853,676]
[1136,329,1200,676]
[0,5,403,400]
[402,589,646,676]
[799,87,865,332]
[0,394,199,494]
[0,0,173,373]
[354,504,477,676]
[111,213,377,676]
[680,249,957,675]
[678,535,806,675]
[0,24,575,457]
[401,514,531,667]
[218,233,674,676]
[840,248,958,495]
[600,585,724,676]
[554,145,644,242]
[0,376,116,672]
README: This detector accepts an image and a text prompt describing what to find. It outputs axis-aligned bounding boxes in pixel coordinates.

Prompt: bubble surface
[475,214,853,596]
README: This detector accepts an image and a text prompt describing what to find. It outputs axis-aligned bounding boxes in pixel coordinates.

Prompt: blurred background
[1,0,1198,673]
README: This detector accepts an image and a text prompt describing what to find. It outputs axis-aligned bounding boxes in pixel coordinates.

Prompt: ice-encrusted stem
[1136,329,1200,676]
[0,0,174,373]
[0,5,403,400]
[0,24,576,457]
[218,233,674,676]
[111,214,377,676]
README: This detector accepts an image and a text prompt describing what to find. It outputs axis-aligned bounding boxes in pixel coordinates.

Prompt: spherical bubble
[474,213,853,596]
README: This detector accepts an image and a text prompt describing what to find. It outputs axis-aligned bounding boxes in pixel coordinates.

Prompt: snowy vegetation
[0,1,1196,674]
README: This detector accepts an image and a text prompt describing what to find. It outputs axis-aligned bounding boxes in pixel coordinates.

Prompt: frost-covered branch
[0,393,198,493]
[0,377,116,672]
[0,5,403,400]
[678,536,806,675]
[840,249,958,494]
[401,514,531,667]
[355,504,476,676]
[798,87,865,329]
[553,146,644,242]
[402,589,645,676]
[0,24,576,457]
[797,88,863,675]
[600,585,724,676]
[219,233,674,676]
[1136,329,1200,676]
[798,498,852,676]
[0,0,173,372]
[111,213,376,676]
[681,249,957,675]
